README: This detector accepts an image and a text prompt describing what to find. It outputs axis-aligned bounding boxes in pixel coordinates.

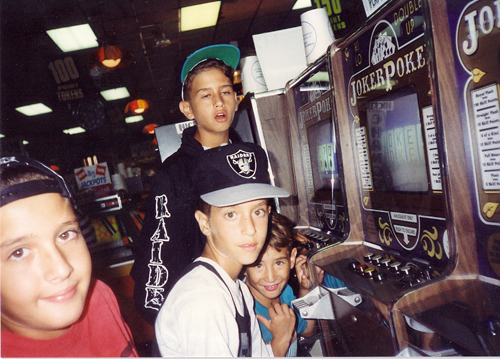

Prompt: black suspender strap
[189,261,252,357]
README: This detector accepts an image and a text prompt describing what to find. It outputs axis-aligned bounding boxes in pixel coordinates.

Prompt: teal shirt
[253,284,306,357]
[322,273,346,289]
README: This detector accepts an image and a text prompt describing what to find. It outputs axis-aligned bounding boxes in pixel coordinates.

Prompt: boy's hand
[256,302,296,357]
[295,254,324,295]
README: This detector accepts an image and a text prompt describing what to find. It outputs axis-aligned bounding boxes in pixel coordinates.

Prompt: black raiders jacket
[130,125,242,325]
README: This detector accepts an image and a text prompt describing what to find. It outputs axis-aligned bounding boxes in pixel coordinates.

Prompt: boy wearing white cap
[130,44,243,327]
[154,142,290,357]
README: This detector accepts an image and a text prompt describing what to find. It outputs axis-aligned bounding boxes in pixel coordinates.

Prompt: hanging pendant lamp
[97,45,123,68]
[125,99,151,114]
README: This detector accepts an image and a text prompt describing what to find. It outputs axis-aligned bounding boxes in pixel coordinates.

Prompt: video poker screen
[307,118,339,202]
[366,86,429,193]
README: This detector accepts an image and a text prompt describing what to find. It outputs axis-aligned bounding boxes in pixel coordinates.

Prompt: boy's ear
[179,100,195,120]
[195,210,211,236]
[289,247,298,270]
[233,92,239,112]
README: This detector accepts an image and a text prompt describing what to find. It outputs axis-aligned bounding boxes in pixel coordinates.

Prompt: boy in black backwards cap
[0,156,138,357]
[154,142,290,357]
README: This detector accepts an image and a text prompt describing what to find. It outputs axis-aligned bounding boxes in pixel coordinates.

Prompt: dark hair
[267,212,295,254]
[0,165,51,190]
[182,58,234,101]
[197,198,212,217]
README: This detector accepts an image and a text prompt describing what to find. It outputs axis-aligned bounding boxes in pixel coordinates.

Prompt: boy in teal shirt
[245,212,317,357]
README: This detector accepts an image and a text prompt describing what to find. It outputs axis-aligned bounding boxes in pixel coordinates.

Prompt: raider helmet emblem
[227,149,257,178]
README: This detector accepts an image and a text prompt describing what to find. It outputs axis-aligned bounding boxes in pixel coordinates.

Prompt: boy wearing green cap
[130,44,243,327]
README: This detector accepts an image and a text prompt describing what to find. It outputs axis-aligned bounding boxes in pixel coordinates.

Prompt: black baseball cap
[193,143,289,207]
[0,156,74,208]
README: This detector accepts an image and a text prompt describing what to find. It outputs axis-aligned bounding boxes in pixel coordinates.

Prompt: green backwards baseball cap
[180,44,240,84]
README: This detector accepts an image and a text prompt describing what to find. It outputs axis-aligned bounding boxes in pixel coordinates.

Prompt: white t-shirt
[155,257,273,357]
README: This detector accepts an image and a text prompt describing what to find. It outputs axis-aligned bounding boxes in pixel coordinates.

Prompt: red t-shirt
[1,279,138,357]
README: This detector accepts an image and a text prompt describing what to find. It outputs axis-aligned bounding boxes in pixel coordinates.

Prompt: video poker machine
[283,52,349,248]
[303,0,500,356]
[393,0,500,355]
[309,0,449,354]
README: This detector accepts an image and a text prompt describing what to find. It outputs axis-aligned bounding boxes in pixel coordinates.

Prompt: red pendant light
[97,45,123,68]
[143,123,158,135]
[125,99,151,114]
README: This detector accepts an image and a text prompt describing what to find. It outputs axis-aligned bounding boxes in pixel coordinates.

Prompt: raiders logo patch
[226,150,257,179]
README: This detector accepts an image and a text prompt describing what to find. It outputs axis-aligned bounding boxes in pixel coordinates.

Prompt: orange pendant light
[125,99,151,114]
[97,45,123,68]
[143,123,158,135]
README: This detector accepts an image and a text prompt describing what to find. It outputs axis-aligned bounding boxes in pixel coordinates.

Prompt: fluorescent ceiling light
[125,115,144,124]
[16,103,53,116]
[100,87,130,101]
[181,1,221,32]
[293,0,312,10]
[46,24,98,52]
[63,127,86,135]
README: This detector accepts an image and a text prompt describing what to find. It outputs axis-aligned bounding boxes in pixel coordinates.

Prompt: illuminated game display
[366,87,428,193]
[307,119,340,197]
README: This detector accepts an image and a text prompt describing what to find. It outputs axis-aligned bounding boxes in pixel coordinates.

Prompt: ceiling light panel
[63,127,86,135]
[180,1,221,32]
[100,87,130,101]
[15,103,53,116]
[125,115,144,124]
[46,24,99,52]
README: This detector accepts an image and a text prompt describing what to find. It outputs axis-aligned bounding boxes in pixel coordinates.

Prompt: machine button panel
[342,251,435,291]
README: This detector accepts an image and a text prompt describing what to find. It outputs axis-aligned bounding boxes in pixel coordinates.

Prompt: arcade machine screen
[366,87,428,194]
[286,54,348,247]
[307,118,340,199]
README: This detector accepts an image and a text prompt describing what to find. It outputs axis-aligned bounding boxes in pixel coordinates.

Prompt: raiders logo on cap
[227,150,256,179]
[194,142,289,207]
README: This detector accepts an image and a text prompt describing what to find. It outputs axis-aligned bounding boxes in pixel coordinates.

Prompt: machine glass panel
[287,55,348,245]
